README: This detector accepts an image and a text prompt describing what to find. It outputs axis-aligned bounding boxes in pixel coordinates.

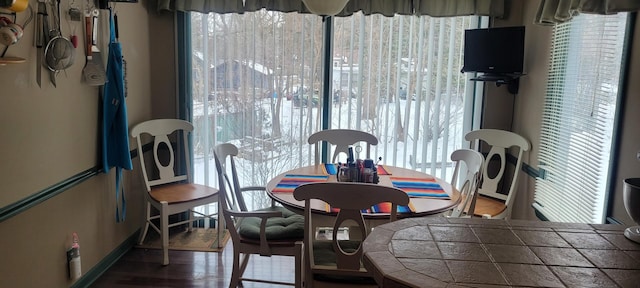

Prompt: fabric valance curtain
[536,0,640,25]
[158,0,504,17]
[244,0,307,13]
[413,0,504,17]
[157,0,244,14]
[338,0,414,17]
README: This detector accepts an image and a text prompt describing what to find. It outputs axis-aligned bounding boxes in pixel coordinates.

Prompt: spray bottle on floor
[67,232,81,281]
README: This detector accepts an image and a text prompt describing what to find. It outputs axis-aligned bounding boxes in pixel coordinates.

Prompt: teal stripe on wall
[0,168,100,222]
[0,143,153,223]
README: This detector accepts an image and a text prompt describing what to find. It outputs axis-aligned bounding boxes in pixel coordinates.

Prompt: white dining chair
[130,119,221,265]
[214,143,304,288]
[307,129,378,164]
[447,149,484,218]
[465,129,531,219]
[293,182,409,288]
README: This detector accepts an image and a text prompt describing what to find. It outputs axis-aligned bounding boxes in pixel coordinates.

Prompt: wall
[505,1,640,224]
[489,1,551,221]
[0,0,175,287]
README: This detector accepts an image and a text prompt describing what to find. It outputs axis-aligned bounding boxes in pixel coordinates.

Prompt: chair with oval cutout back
[130,119,221,265]
[307,129,378,165]
[293,182,409,288]
[465,129,531,219]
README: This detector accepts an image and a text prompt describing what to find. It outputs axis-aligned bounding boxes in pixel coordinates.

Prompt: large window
[533,13,629,224]
[187,11,484,211]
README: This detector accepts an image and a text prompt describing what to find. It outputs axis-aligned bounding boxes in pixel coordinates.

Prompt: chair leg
[161,202,169,266]
[138,202,151,245]
[229,250,243,288]
[295,241,303,288]
[239,253,251,278]
[187,209,194,232]
[305,246,313,288]
[217,200,224,248]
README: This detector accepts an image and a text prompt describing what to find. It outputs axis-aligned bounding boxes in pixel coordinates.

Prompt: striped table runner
[271,174,329,193]
[390,176,449,200]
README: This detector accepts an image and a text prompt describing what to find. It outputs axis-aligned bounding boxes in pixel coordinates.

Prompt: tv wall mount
[470,73,523,94]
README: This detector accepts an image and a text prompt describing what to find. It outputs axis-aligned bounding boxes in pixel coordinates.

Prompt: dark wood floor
[90,242,296,288]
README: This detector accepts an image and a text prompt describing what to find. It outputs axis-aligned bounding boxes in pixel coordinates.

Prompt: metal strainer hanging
[44,0,75,72]
[45,35,75,71]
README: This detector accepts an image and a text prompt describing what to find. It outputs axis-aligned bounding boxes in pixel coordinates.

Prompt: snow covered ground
[192,94,466,213]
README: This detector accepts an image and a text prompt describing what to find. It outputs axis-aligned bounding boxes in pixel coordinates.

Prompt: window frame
[177,11,492,217]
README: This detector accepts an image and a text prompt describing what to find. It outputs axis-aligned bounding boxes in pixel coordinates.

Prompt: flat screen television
[462,26,525,75]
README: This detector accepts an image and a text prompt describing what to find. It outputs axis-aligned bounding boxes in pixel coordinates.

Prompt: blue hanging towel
[102,8,132,223]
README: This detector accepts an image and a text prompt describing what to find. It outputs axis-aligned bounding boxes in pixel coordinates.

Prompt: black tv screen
[462,26,525,75]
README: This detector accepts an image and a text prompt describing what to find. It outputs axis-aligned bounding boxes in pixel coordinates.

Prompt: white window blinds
[189,12,482,188]
[533,13,628,224]
[188,11,484,218]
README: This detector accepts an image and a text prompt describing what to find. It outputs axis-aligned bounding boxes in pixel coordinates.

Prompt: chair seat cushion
[238,206,304,240]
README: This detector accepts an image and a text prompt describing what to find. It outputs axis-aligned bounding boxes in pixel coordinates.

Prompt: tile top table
[362,217,640,288]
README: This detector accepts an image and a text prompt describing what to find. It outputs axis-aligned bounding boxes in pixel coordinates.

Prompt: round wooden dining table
[265,164,460,220]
